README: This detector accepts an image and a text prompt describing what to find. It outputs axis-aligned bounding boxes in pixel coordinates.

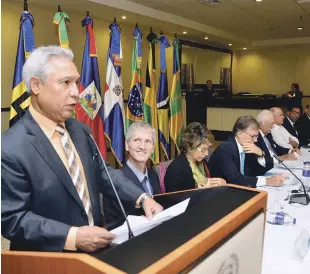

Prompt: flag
[76,15,107,160]
[144,32,160,164]
[170,38,184,153]
[126,26,143,130]
[104,21,126,165]
[157,35,171,160]
[9,11,35,127]
[53,11,70,48]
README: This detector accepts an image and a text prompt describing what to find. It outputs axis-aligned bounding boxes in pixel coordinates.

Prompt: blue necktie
[141,176,153,196]
[240,151,245,175]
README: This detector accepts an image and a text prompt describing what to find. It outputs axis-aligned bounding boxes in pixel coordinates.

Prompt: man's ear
[125,141,129,152]
[30,77,41,95]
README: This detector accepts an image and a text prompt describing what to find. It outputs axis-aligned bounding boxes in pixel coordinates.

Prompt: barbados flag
[104,21,125,165]
[9,11,35,127]
[76,15,107,160]
[170,38,184,152]
[144,32,159,164]
[126,25,143,130]
[157,35,171,160]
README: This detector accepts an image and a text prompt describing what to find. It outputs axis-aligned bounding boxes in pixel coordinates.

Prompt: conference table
[258,148,310,274]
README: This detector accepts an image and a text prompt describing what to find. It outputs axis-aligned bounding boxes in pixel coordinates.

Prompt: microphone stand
[89,134,134,239]
[273,155,309,205]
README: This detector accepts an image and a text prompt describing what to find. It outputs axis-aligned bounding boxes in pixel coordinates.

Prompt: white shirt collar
[287,117,295,126]
[126,160,148,183]
[259,130,266,137]
[235,137,244,154]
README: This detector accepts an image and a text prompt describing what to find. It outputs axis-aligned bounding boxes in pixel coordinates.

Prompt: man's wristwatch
[136,193,149,208]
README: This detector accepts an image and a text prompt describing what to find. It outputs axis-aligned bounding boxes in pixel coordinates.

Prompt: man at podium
[1,46,163,252]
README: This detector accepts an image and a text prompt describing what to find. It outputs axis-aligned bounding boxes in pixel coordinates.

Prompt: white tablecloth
[258,148,310,274]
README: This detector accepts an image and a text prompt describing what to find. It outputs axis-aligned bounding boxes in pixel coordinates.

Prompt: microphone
[272,155,309,205]
[84,126,134,240]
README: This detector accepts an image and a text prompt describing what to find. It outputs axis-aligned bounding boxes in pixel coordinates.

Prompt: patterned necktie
[240,151,245,175]
[141,176,153,196]
[56,124,94,226]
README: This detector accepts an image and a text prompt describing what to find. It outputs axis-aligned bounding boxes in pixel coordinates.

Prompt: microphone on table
[273,155,309,205]
[83,126,134,240]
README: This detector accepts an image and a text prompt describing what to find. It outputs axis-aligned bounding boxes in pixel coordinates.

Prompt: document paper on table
[111,198,191,244]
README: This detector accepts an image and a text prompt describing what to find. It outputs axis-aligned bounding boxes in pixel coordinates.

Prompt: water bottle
[266,212,296,225]
[302,161,310,192]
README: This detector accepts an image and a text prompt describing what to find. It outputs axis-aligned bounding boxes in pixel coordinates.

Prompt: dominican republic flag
[157,34,171,160]
[76,15,107,160]
[10,11,35,127]
[104,21,125,165]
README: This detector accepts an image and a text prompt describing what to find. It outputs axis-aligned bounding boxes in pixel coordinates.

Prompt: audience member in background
[283,105,301,142]
[296,104,310,146]
[270,107,300,151]
[208,116,287,188]
[254,110,297,175]
[104,121,161,226]
[204,79,218,98]
[164,122,226,193]
[283,83,303,108]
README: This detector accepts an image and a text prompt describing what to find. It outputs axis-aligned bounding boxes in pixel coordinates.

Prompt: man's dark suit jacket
[1,111,144,251]
[265,133,290,156]
[165,153,210,192]
[283,117,299,140]
[103,163,161,226]
[208,138,259,188]
[296,113,310,146]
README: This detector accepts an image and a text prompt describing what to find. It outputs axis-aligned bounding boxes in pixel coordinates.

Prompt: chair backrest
[152,160,173,193]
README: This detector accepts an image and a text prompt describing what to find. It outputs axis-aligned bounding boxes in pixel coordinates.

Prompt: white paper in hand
[111,198,190,244]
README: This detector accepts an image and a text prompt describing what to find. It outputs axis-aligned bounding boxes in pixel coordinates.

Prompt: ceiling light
[229,43,232,46]
[204,37,208,40]
[255,0,263,2]
[183,31,187,34]
[243,47,247,50]
[297,27,304,30]
[121,16,126,20]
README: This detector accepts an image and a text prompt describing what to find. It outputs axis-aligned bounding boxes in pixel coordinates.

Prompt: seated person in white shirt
[270,107,300,152]
[104,121,161,226]
[255,110,297,174]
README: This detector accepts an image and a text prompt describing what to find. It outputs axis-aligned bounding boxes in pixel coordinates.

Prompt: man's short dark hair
[206,80,212,84]
[232,115,260,136]
[287,105,301,112]
[306,105,310,109]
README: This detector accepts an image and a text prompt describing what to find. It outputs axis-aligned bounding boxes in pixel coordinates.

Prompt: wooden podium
[2,185,267,274]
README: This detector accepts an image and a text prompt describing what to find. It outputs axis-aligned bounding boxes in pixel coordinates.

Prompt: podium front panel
[187,212,264,274]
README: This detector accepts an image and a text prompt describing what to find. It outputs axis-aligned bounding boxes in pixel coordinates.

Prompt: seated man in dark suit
[104,121,161,226]
[254,110,297,175]
[1,46,163,252]
[295,104,310,146]
[283,105,301,145]
[208,115,287,188]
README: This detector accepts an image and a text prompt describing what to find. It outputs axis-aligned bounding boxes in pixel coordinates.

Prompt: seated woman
[164,122,226,193]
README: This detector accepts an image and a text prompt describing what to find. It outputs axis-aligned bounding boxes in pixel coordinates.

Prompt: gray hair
[22,46,74,93]
[125,121,156,143]
[232,115,260,136]
[257,110,274,123]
